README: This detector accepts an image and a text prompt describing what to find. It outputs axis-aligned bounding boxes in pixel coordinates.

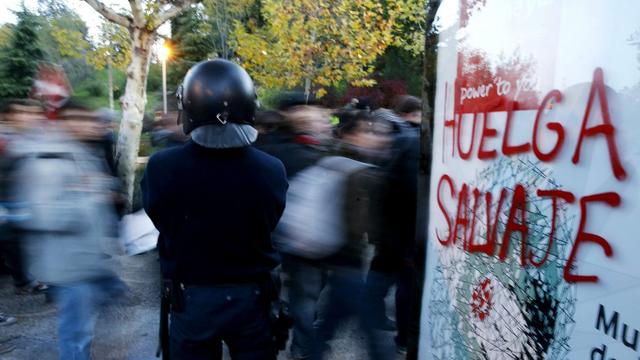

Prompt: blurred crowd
[0,91,424,359]
[254,93,423,360]
[0,98,128,357]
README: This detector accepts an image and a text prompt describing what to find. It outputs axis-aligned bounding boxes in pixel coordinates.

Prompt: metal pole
[107,57,114,110]
[162,57,167,114]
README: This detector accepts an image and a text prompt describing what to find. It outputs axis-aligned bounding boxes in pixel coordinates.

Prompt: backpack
[273,156,371,259]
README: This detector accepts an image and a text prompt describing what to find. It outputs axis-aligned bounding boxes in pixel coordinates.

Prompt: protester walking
[10,102,126,360]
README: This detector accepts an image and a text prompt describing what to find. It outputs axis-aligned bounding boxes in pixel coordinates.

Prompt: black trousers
[169,283,275,360]
[0,230,32,287]
[366,252,414,347]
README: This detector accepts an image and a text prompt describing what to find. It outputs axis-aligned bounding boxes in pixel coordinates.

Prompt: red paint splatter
[471,278,493,321]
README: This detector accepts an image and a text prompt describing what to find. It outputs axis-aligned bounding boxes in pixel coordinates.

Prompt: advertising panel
[420,1,640,359]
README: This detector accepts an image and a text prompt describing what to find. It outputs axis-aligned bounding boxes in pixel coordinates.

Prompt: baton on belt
[156,280,171,359]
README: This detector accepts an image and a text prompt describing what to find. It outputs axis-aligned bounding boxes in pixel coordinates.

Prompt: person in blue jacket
[142,59,288,360]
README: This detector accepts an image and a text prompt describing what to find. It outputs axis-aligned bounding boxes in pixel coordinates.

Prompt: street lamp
[159,42,171,114]
[106,50,114,110]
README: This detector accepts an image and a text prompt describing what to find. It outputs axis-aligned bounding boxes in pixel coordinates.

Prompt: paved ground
[0,250,400,360]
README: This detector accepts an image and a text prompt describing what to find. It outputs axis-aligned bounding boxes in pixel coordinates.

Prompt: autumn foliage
[233,0,425,98]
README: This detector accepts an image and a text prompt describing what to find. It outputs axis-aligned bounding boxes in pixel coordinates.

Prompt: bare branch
[152,0,200,31]
[83,0,132,28]
[128,0,145,26]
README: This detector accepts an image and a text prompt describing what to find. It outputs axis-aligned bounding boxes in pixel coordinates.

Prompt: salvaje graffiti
[435,68,627,283]
[428,157,577,360]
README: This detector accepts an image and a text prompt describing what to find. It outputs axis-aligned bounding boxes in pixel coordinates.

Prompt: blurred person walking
[259,98,333,360]
[365,96,422,354]
[255,96,331,178]
[10,102,126,360]
[253,110,285,139]
[0,99,49,296]
[150,112,188,149]
[142,60,288,360]
[301,110,394,360]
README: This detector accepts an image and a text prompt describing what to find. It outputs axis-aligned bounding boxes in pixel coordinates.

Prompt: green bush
[82,80,105,97]
[147,64,162,92]
[131,165,146,212]
[138,132,153,157]
[257,87,288,110]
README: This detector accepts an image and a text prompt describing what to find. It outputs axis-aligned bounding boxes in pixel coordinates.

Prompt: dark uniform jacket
[142,141,288,285]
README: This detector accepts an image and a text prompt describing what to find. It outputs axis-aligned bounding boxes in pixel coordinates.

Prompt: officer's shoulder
[248,146,286,175]
[147,144,186,168]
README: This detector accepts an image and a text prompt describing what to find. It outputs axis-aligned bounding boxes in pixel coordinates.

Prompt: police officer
[142,60,288,360]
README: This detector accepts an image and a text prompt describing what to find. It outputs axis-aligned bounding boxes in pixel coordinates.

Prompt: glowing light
[159,43,171,61]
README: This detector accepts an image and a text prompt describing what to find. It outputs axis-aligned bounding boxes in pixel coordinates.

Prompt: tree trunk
[407,2,441,359]
[116,27,155,211]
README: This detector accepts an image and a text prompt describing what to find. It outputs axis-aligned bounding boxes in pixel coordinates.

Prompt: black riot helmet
[177,59,259,134]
